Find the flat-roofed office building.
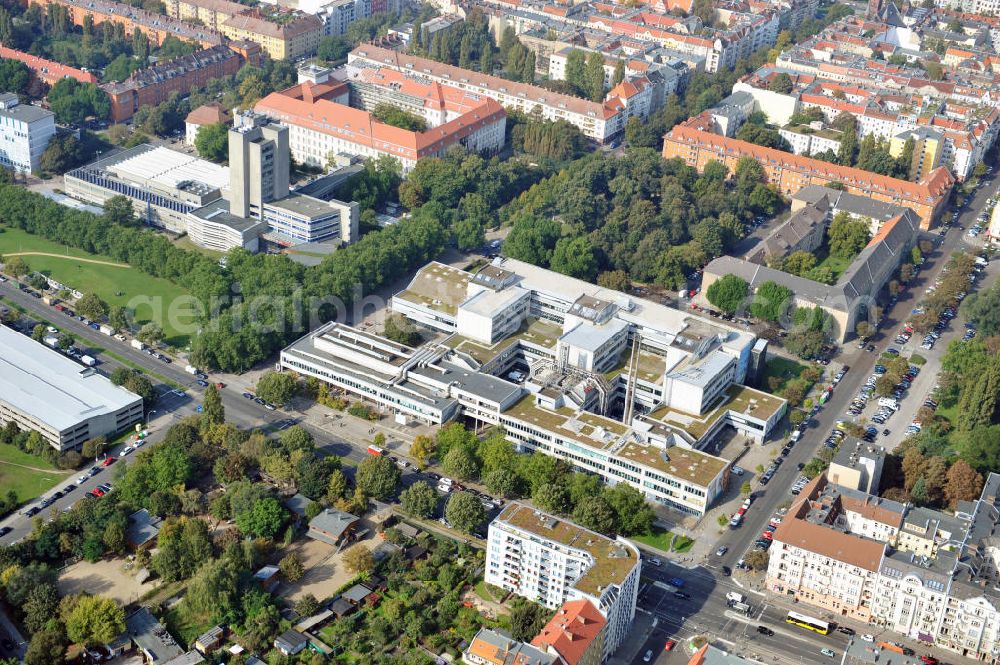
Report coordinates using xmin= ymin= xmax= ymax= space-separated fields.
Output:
xmin=0 ymin=326 xmax=144 ymax=450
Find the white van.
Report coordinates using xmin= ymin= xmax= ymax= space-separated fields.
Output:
xmin=878 ymin=397 xmax=898 ymax=410
xmin=727 ymin=592 xmax=745 ymax=604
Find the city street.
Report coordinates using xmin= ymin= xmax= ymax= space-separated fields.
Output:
xmin=1 ymin=171 xmax=998 ymax=664
xmin=625 ymin=172 xmax=1000 ymax=665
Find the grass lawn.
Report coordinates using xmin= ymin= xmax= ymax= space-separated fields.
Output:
xmin=935 ymin=400 xmax=958 ymax=428
xmin=163 ymin=603 xmax=214 ymax=649
xmin=814 ymin=252 xmax=851 ymax=280
xmin=763 ymin=356 xmax=808 ymax=393
xmin=474 ymin=580 xmax=495 ymax=603
xmin=631 ymin=526 xmax=675 ymax=552
xmin=0 ymin=444 xmax=69 ymax=502
xmin=173 ymin=235 xmax=224 ymax=259
xmin=0 ymin=226 xmax=193 ymax=347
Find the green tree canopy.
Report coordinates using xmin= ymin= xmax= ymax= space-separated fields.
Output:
xmin=705 ymin=274 xmax=749 ymax=314
xmin=445 ymin=491 xmax=486 ymax=533
xmin=65 ymin=596 xmax=125 ymax=645
xmin=355 ymin=455 xmax=401 ymax=500
xmin=194 ymin=122 xmax=229 ymax=163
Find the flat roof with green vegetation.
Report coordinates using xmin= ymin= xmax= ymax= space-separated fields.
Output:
xmin=444 ymin=318 xmax=563 ymax=365
xmin=648 ymin=384 xmax=785 ymax=440
xmin=0 ymin=226 xmax=193 ymax=347
xmin=395 ymin=262 xmax=471 ymax=315
xmin=497 ymin=502 xmax=638 ymax=597
xmin=0 ymin=443 xmax=69 ymax=503
xmin=503 ymin=394 xmax=627 ymax=450
xmin=617 ymin=440 xmax=727 ymax=487
xmin=604 ymin=348 xmax=667 ymax=383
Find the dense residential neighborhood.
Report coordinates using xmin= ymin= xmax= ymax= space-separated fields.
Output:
xmin=2 ymin=0 xmax=1000 ymax=662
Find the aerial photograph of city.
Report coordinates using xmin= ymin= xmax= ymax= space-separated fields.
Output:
xmin=2 ymin=0 xmax=1000 ymax=660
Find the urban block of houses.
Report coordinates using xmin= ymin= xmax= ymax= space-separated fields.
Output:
xmin=346 ymin=44 xmax=660 ymax=143
xmin=0 ymin=45 xmax=98 ymax=86
xmin=702 ymin=192 xmax=921 ymax=342
xmin=280 ymin=257 xmax=786 ymax=516
xmin=662 ymin=111 xmax=954 ymax=229
xmin=30 ymin=0 xmax=224 ymax=49
xmin=102 ymin=44 xmax=257 ymax=123
xmin=766 ymin=469 xmax=1000 ymax=662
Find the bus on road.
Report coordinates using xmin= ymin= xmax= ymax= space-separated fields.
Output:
xmin=786 ymin=611 xmax=831 ymax=635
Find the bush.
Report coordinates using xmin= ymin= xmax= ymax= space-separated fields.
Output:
xmin=910 ymin=354 xmax=926 ymax=366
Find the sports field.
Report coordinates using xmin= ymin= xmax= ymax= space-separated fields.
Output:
xmin=0 ymin=444 xmax=69 ymax=503
xmin=0 ymin=227 xmax=193 ymax=347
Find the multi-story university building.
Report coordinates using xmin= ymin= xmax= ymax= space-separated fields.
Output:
xmin=280 ymin=257 xmax=787 ymax=515
xmin=255 ymin=64 xmax=506 ymax=171
xmin=346 ymin=45 xmax=660 ymax=143
xmin=767 ymin=452 xmax=1000 ymax=663
xmin=0 ymin=93 xmax=55 ymax=174
xmin=485 ymin=503 xmax=641 ymax=660
xmin=0 ymin=326 xmax=143 ymax=450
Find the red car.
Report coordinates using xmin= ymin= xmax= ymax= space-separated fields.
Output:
xmin=737 ymin=507 xmax=747 ymax=515
xmin=920 ymin=657 xmax=938 ymax=665
xmin=89 ymin=488 xmax=105 ymax=497
xmin=102 ymin=456 xmax=116 ymax=467
xmin=761 ymin=531 xmax=773 ymax=540
xmin=664 ymin=640 xmax=676 ymax=652
xmin=215 ymin=382 xmax=225 ymax=389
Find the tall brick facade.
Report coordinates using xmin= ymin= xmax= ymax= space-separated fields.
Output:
xmin=101 ymin=44 xmax=251 ymax=122
xmin=661 ymin=112 xmax=954 ymax=229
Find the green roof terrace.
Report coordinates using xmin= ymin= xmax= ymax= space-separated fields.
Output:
xmin=503 ymin=393 xmax=628 ymax=450
xmin=647 ymin=384 xmax=785 ymax=441
xmin=496 ymin=502 xmax=638 ymax=597
xmin=395 ymin=262 xmax=472 ymax=315
xmin=444 ymin=318 xmax=562 ymax=365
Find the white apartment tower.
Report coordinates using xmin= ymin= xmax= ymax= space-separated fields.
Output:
xmin=485 ymin=503 xmax=641 ymax=660
xmin=0 ymin=93 xmax=56 ymax=174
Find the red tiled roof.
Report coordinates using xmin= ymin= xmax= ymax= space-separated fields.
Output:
xmin=255 ymin=81 xmax=505 ymax=161
xmin=530 ymin=600 xmax=606 ymax=665
xmin=0 ymin=44 xmax=98 ymax=85
xmin=186 ymin=102 xmax=230 ymax=126
xmin=665 ymin=112 xmax=954 ymax=206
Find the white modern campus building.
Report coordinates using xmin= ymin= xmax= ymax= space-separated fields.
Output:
xmin=64 ymin=112 xmax=357 ymax=253
xmin=485 ymin=502 xmax=642 ymax=659
xmin=0 ymin=326 xmax=143 ymax=450
xmin=0 ymin=92 xmax=56 ymax=174
xmin=280 ymin=257 xmax=786 ymax=515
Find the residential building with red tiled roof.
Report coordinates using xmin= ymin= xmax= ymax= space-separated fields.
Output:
xmin=185 ymin=103 xmax=232 ymax=145
xmin=29 ymin=0 xmax=224 ymax=49
xmin=765 ymin=474 xmax=897 ymax=621
xmin=347 ymin=44 xmax=656 ymax=142
xmin=661 ymin=112 xmax=953 ymax=228
xmin=102 ymin=44 xmax=247 ymax=122
xmin=531 ymin=600 xmax=606 ymax=665
xmin=0 ymin=45 xmax=97 ymax=86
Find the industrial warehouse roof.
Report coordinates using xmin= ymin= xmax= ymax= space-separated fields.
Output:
xmin=104 ymin=144 xmax=230 ymax=192
xmin=0 ymin=326 xmax=142 ymax=433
